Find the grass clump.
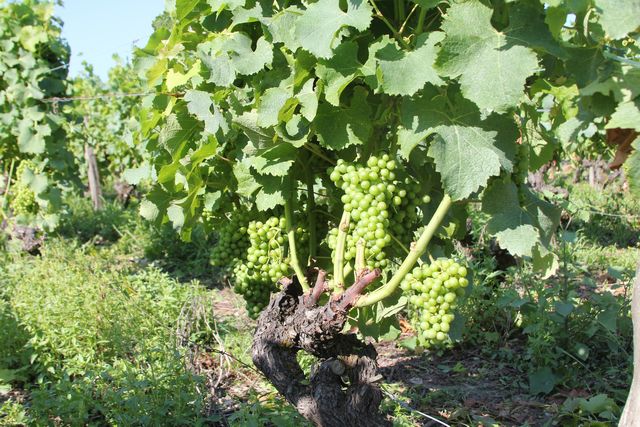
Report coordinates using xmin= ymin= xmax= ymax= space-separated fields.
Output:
xmin=0 ymin=239 xmax=214 ymax=425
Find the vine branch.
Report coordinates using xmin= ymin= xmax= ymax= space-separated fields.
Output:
xmin=333 ymin=210 xmax=351 ymax=290
xmin=285 ymin=190 xmax=309 ymax=292
xmin=368 ymin=0 xmax=409 ymax=49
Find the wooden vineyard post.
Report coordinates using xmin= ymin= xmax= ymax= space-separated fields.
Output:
xmin=84 ymin=144 xmax=103 ymax=211
xmin=620 ymin=263 xmax=640 ymax=426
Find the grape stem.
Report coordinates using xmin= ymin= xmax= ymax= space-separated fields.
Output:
xmin=303 ymin=142 xmax=335 ymax=165
xmin=285 ymin=195 xmax=309 ymax=292
xmin=368 ymin=0 xmax=409 ymax=49
xmin=389 ymin=232 xmax=410 ymax=256
xmin=355 ymin=238 xmax=366 ymax=278
xmin=355 ymin=194 xmax=452 ymax=307
xmin=415 ymin=7 xmax=427 ymax=34
xmin=304 ymin=163 xmax=317 ymax=263
xmin=333 ymin=210 xmax=351 ymax=290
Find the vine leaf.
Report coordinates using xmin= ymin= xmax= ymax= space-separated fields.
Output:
xmin=399 ymin=88 xmax=513 ymax=199
xmin=176 ymin=0 xmax=201 ymax=20
xmin=316 ymin=41 xmax=362 ymax=106
xmin=565 ymin=47 xmax=606 ymax=88
xmin=520 ymin=187 xmax=561 ymax=247
xmin=123 ymin=165 xmax=152 ymax=185
xmin=377 ymin=32 xmax=444 ymax=96
xmin=166 ymin=60 xmax=201 ymax=90
xmin=199 ymin=34 xmax=273 ymax=86
xmin=482 ymin=180 xmax=540 ymax=257
xmin=255 ymin=175 xmax=289 ymax=211
xmin=184 ymin=90 xmax=228 ymax=135
xmin=140 ymin=199 xmax=160 ymax=221
xmin=314 ymin=86 xmax=372 ymax=150
xmin=17 ymin=119 xmax=48 ymax=154
xmin=257 ymin=86 xmax=293 ymax=128
xmin=247 ymin=142 xmax=297 ymax=177
xmin=295 ymin=0 xmax=372 ymax=59
xmin=594 ymin=0 xmax=640 ymax=40
xmin=18 ymin=25 xmax=47 ymax=52
xmin=428 ymin=126 xmax=503 ymax=200
xmin=234 ymin=161 xmax=261 ymax=197
xmin=504 ymin=2 xmax=566 ymax=57
xmin=436 ymin=1 xmax=538 ymax=113
xmin=234 ymin=111 xmax=275 ymax=146
xmin=267 ymin=6 xmax=303 ymax=51
xmin=605 ymin=100 xmax=640 ymax=131
xmin=481 ymin=179 xmax=560 ymax=277
xmin=208 ymin=0 xmax=245 ymax=13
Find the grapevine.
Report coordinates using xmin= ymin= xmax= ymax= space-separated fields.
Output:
xmin=0 ymin=0 xmax=74 ymax=231
xmin=131 ymin=0 xmax=640 ymax=423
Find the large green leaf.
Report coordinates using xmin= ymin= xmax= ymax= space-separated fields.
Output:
xmin=482 ymin=180 xmax=539 ymax=257
xmin=625 ymin=137 xmax=640 ymax=198
xmin=436 ymin=1 xmax=539 ymax=113
xmin=199 ymin=33 xmax=273 ymax=86
xmin=376 ymin=32 xmax=444 ymax=96
xmin=504 ymin=2 xmax=566 ymax=57
xmin=428 ymin=126 xmax=503 ymax=201
xmin=594 ymin=0 xmax=640 ymax=40
xmin=256 ymin=86 xmax=293 ymax=128
xmin=255 ymin=175 xmax=290 ymax=211
xmin=184 ymin=90 xmax=228 ymax=135
xmin=399 ymin=88 xmax=513 ymax=199
xmin=246 ymin=142 xmax=297 ymax=177
xmin=294 ymin=0 xmax=372 ymax=59
xmin=314 ymin=87 xmax=372 ymax=150
xmin=315 ymin=41 xmax=362 ymax=106
xmin=605 ymin=99 xmax=640 ymax=131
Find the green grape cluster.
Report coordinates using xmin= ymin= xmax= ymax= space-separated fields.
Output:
xmin=232 ymin=263 xmax=276 ymax=319
xmin=328 ymin=154 xmax=400 ymax=269
xmin=10 ymin=161 xmax=38 ymax=216
xmin=11 ymin=185 xmax=36 ymax=216
xmin=246 ymin=216 xmax=292 ymax=282
xmin=233 ymin=215 xmax=308 ymax=317
xmin=210 ymin=210 xmax=251 ymax=267
xmin=400 ymin=258 xmax=469 ymax=348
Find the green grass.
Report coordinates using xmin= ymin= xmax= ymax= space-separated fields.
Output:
xmin=0 ymin=236 xmax=213 ymax=425
xmin=560 ymin=183 xmax=639 ymax=273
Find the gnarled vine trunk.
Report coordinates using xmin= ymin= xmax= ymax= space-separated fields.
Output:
xmin=620 ymin=263 xmax=640 ymax=426
xmin=252 ymin=272 xmax=390 ymax=427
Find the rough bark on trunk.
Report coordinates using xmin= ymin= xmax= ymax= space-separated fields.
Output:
xmin=84 ymin=144 xmax=103 ymax=211
xmin=620 ymin=263 xmax=640 ymax=426
xmin=252 ymin=272 xmax=390 ymax=427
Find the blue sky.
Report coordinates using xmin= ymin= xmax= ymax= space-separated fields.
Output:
xmin=55 ymin=1 xmax=165 ymax=81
